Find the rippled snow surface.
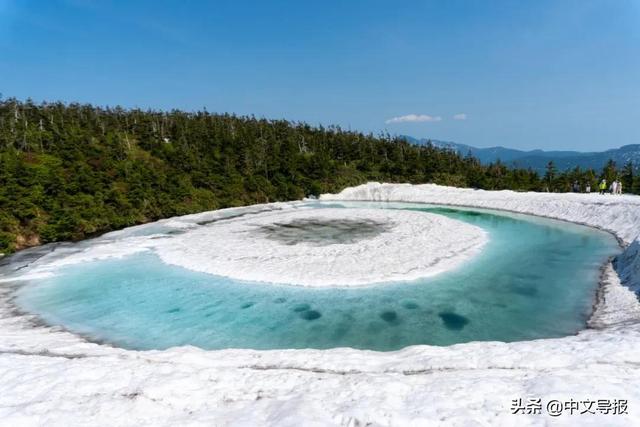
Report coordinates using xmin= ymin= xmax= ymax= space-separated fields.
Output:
xmin=14 ymin=203 xmax=619 ymax=351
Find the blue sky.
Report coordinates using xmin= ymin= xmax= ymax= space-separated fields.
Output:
xmin=1 ymin=0 xmax=639 ymax=150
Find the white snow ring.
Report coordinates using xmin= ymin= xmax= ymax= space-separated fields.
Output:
xmin=154 ymin=208 xmax=488 ymax=286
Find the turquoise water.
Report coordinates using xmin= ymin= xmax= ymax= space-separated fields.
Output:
xmin=14 ymin=202 xmax=620 ymax=351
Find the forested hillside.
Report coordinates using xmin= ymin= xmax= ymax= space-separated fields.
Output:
xmin=0 ymin=98 xmax=636 ymax=254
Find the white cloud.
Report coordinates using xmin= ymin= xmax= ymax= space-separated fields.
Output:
xmin=453 ymin=113 xmax=467 ymax=120
xmin=385 ymin=114 xmax=442 ymax=124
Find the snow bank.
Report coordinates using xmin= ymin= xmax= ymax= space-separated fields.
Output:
xmin=322 ymin=182 xmax=640 ymax=245
xmin=322 ymin=182 xmax=640 ymax=299
xmin=155 ymin=208 xmax=487 ymax=286
xmin=1 ymin=184 xmax=640 ymax=426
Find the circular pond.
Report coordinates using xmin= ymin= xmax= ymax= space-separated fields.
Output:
xmin=12 ymin=202 xmax=620 ymax=351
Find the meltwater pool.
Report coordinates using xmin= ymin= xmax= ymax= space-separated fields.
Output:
xmin=12 ymin=202 xmax=620 ymax=351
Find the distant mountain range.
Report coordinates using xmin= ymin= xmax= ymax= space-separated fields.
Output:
xmin=401 ymin=136 xmax=640 ymax=174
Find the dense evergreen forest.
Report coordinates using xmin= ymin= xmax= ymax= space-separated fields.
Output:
xmin=0 ymin=98 xmax=638 ymax=254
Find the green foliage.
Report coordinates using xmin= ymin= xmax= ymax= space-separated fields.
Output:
xmin=622 ymin=162 xmax=634 ymax=193
xmin=431 ymin=173 xmax=468 ymax=187
xmin=0 ymin=98 xmax=635 ymax=254
xmin=601 ymin=159 xmax=618 ymax=183
xmin=543 ymin=161 xmax=557 ymax=190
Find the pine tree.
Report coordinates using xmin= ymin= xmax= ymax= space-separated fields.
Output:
xmin=601 ymin=159 xmax=617 ymax=183
xmin=621 ymin=161 xmax=634 ymax=194
xmin=544 ymin=161 xmax=557 ymax=191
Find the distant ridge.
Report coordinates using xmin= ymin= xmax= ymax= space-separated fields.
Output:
xmin=401 ymin=136 xmax=640 ymax=173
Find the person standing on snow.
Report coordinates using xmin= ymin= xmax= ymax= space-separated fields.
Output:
xmin=599 ymin=179 xmax=607 ymax=195
xmin=572 ymin=181 xmax=580 ymax=192
xmin=585 ymin=183 xmax=591 ymax=193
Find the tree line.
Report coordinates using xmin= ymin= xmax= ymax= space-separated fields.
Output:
xmin=0 ymin=98 xmax=638 ymax=254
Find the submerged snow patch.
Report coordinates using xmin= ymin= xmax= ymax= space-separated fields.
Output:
xmin=153 ymin=208 xmax=488 ymax=286
xmin=257 ymin=217 xmax=392 ymax=246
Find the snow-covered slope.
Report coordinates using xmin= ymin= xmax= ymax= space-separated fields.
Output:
xmin=322 ymin=183 xmax=640 ymax=295
xmin=323 ymin=183 xmax=640 ymax=244
xmin=1 ymin=185 xmax=640 ymax=426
